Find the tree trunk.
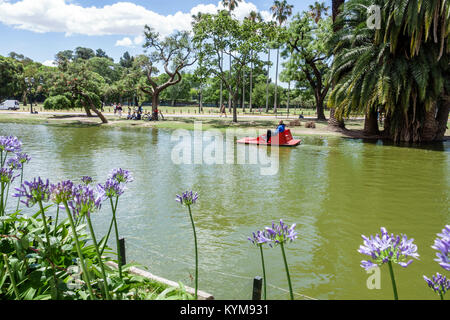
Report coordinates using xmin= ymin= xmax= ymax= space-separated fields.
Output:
xmin=233 ymin=96 xmax=238 ymax=123
xmin=22 ymin=91 xmax=27 ymax=106
xmin=274 ymin=48 xmax=280 ymax=114
xmin=316 ymin=92 xmax=326 ymax=121
xmin=228 ymin=54 xmax=232 ymax=113
xmin=364 ymin=108 xmax=380 ymax=135
xmin=249 ymin=56 xmax=253 ymax=112
xmin=329 ymin=0 xmax=346 ymax=130
xmin=265 ymin=50 xmax=270 ymax=113
xmin=152 ymin=92 xmax=160 ymax=121
xmin=287 ymin=81 xmax=290 ymax=114
xmin=242 ymin=70 xmax=245 ymax=113
xmin=81 ymin=93 xmax=107 ymax=124
xmin=384 ymin=99 xmax=449 ymax=143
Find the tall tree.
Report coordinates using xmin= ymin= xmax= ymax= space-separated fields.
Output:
xmin=328 ymin=0 xmax=449 ymax=142
xmin=328 ymin=0 xmax=346 ymax=129
xmin=138 ymin=26 xmax=196 ymax=119
xmin=270 ymin=0 xmax=293 ymax=113
xmin=74 ymin=47 xmax=95 ymax=60
xmin=193 ymin=11 xmax=272 ymax=122
xmin=222 ymin=0 xmax=242 ymax=112
xmin=285 ymin=11 xmax=332 ymax=120
xmin=245 ymin=11 xmax=263 ymax=112
xmin=308 ymin=1 xmax=330 ymax=23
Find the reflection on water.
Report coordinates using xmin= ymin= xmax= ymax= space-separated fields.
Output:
xmin=0 ymin=123 xmax=449 ymax=300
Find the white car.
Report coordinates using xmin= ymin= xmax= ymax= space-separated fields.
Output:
xmin=0 ymin=100 xmax=20 ymax=110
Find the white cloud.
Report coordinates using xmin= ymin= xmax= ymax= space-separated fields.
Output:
xmin=115 ymin=37 xmax=133 ymax=47
xmin=0 ymin=0 xmax=272 ymax=39
xmin=42 ymin=59 xmax=56 ymax=67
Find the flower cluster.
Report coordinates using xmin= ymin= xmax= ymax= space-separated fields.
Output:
xmin=0 ymin=136 xmax=22 ymax=153
xmin=265 ymin=220 xmax=298 ymax=245
xmin=109 ymin=168 xmax=133 ymax=184
xmin=14 ymin=177 xmax=51 ymax=208
xmin=68 ymin=185 xmax=104 ymax=218
xmin=0 ymin=167 xmax=18 ymax=184
xmin=358 ymin=227 xmax=419 ymax=271
xmin=432 ymin=225 xmax=450 ymax=271
xmin=248 ymin=230 xmax=272 ymax=246
xmin=424 ymin=273 xmax=450 ymax=296
xmin=175 ymin=191 xmax=199 ymax=206
xmin=49 ymin=180 xmax=75 ymax=204
xmin=81 ymin=176 xmax=93 ymax=186
xmin=99 ymin=168 xmax=133 ymax=199
xmin=98 ymin=178 xmax=125 ymax=198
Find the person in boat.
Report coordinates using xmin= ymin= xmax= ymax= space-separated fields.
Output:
xmin=266 ymin=121 xmax=286 ymax=141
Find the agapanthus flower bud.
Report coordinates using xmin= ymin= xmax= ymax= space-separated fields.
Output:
xmin=14 ymin=177 xmax=51 ymax=208
xmin=81 ymin=176 xmax=93 ymax=186
xmin=0 ymin=167 xmax=18 ymax=184
xmin=424 ymin=273 xmax=450 ymax=297
xmin=264 ymin=219 xmax=298 ymax=245
xmin=109 ymin=168 xmax=133 ymax=184
xmin=50 ymin=180 xmax=75 ymax=204
xmin=68 ymin=185 xmax=104 ymax=218
xmin=248 ymin=230 xmax=272 ymax=246
xmin=175 ymin=191 xmax=199 ymax=206
xmin=98 ymin=178 xmax=125 ymax=198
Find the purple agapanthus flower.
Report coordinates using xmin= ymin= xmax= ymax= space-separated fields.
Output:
xmin=50 ymin=180 xmax=75 ymax=204
xmin=264 ymin=220 xmax=298 ymax=245
xmin=175 ymin=191 xmax=199 ymax=206
xmin=14 ymin=177 xmax=51 ymax=208
xmin=81 ymin=176 xmax=93 ymax=186
xmin=432 ymin=225 xmax=450 ymax=271
xmin=15 ymin=152 xmax=31 ymax=165
xmin=248 ymin=230 xmax=272 ymax=246
xmin=0 ymin=167 xmax=18 ymax=184
xmin=6 ymin=157 xmax=22 ymax=170
xmin=67 ymin=185 xmax=104 ymax=218
xmin=98 ymin=178 xmax=126 ymax=198
xmin=0 ymin=136 xmax=22 ymax=153
xmin=109 ymin=168 xmax=133 ymax=184
xmin=358 ymin=227 xmax=419 ymax=271
xmin=424 ymin=273 xmax=450 ymax=297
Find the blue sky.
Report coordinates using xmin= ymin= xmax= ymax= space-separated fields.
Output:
xmin=0 ymin=0 xmax=332 ymax=77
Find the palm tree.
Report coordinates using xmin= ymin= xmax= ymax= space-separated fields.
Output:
xmin=270 ymin=0 xmax=293 ymax=114
xmin=222 ymin=0 xmax=242 ymax=112
xmin=309 ymin=1 xmax=330 ymax=23
xmin=245 ymin=11 xmax=263 ymax=113
xmin=328 ymin=0 xmax=346 ymax=130
xmin=328 ymin=0 xmax=449 ymax=142
xmin=192 ymin=12 xmax=205 ymax=113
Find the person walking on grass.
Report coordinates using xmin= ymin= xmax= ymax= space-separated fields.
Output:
xmin=220 ymin=103 xmax=227 ymax=118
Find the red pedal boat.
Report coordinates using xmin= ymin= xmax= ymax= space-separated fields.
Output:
xmin=237 ymin=129 xmax=302 ymax=147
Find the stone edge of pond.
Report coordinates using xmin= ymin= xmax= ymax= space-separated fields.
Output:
xmin=105 ymin=261 xmax=214 ymax=300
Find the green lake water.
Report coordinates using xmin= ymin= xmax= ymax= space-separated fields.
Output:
xmin=1 ymin=123 xmax=449 ymax=300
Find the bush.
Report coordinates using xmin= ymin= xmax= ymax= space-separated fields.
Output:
xmin=43 ymin=95 xmax=72 ymax=110
xmin=305 ymin=121 xmax=316 ymax=129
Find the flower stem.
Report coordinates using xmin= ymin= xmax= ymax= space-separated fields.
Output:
xmin=3 ymin=253 xmax=20 ymax=299
xmin=187 ymin=205 xmax=198 ymax=300
xmin=0 ymin=182 xmax=4 ymax=217
xmin=112 ymin=207 xmax=122 ymax=279
xmin=100 ymin=196 xmax=118 ymax=255
xmin=280 ymin=242 xmax=294 ymax=300
xmin=387 ymin=260 xmax=399 ymax=300
xmin=440 ymin=292 xmax=444 ymax=301
xmin=63 ymin=200 xmax=95 ymax=300
xmin=53 ymin=205 xmax=59 ymax=237
xmin=16 ymin=167 xmax=24 ymax=212
xmin=259 ymin=244 xmax=267 ymax=300
xmin=38 ymin=200 xmax=59 ymax=298
xmin=86 ymin=215 xmax=111 ymax=300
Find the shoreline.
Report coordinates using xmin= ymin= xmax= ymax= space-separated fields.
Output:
xmin=0 ymin=112 xmax=448 ymax=141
